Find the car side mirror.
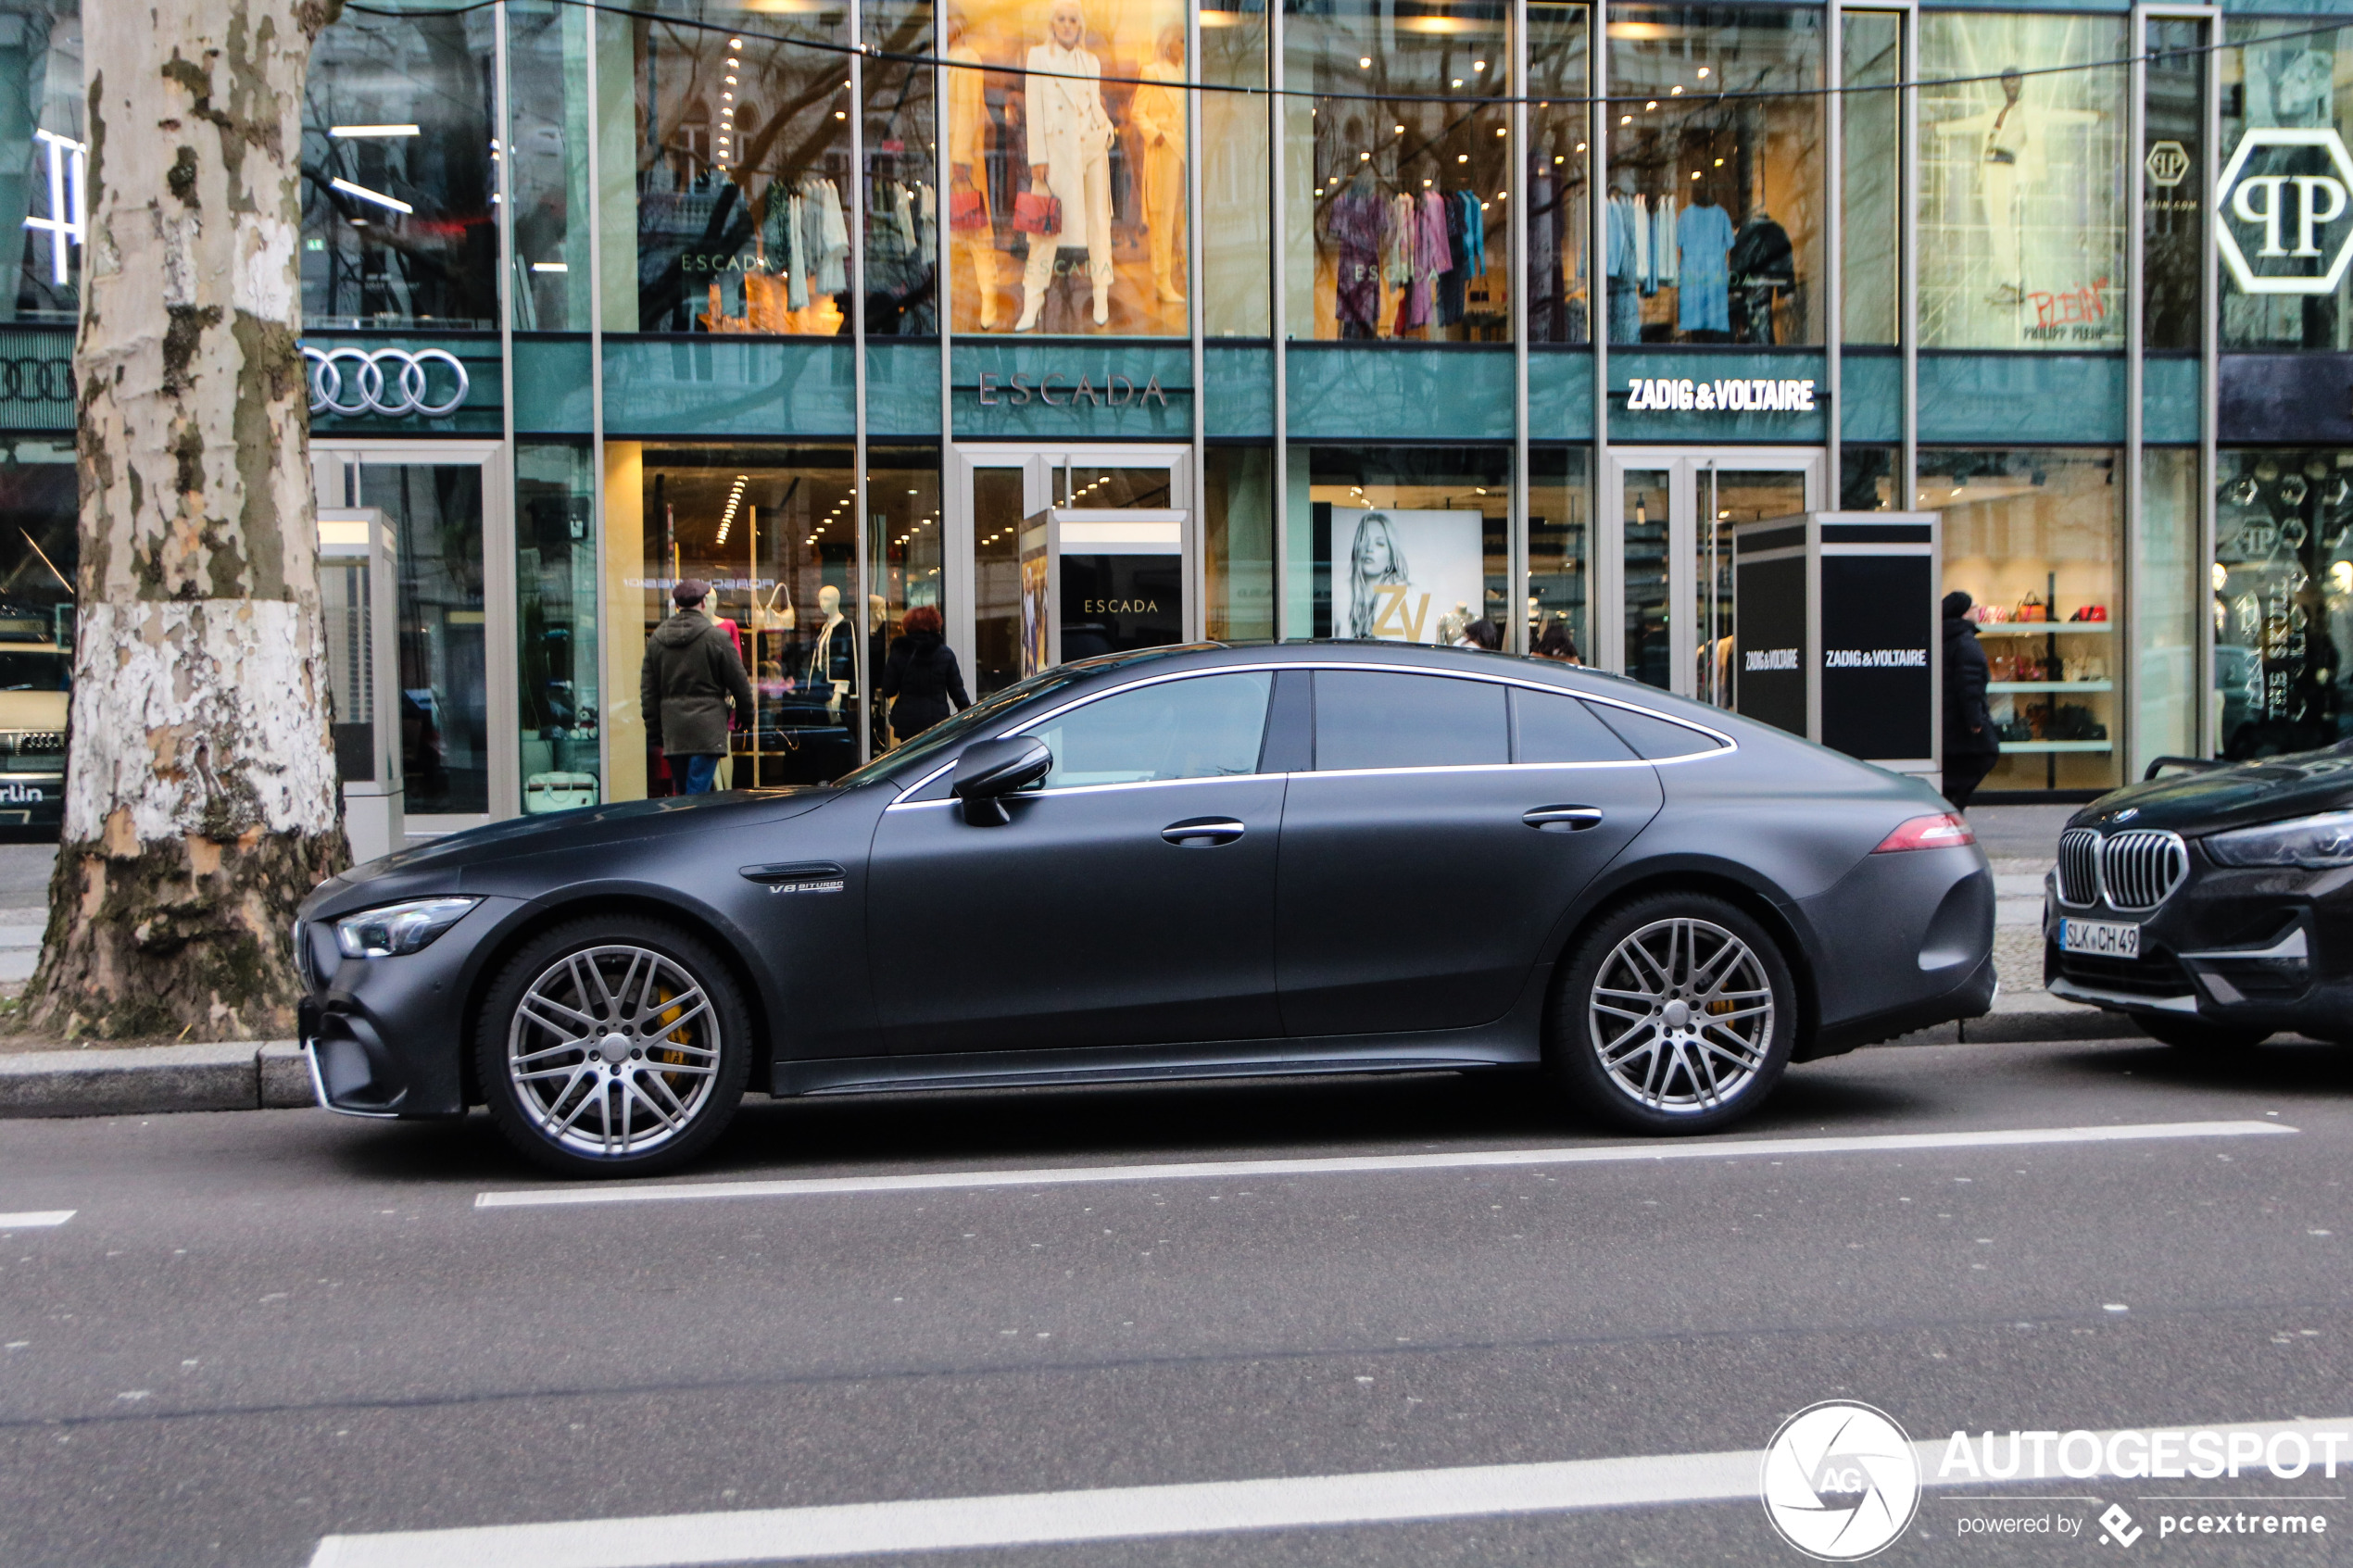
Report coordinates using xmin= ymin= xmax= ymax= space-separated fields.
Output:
xmin=950 ymin=735 xmax=1052 ymax=825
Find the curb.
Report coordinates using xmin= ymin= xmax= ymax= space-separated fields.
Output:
xmin=0 ymin=1041 xmax=312 ymax=1117
xmin=1884 ymin=999 xmax=2151 ymax=1048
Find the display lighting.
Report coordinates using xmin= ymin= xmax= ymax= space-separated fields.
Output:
xmin=1358 ymin=56 xmax=1371 ymax=68
xmin=1671 ymin=84 xmax=1683 ymax=95
xmin=1696 ymin=66 xmax=1709 ymax=78
xmin=1451 ymin=78 xmax=1463 ymax=88
xmin=1621 ymin=114 xmax=1632 ymax=125
xmin=1645 ymin=100 xmax=1657 ymax=111
xmin=330 ymin=124 xmax=419 ymax=139
xmin=1576 ymin=143 xmax=1585 ymax=152
xmin=331 ymin=178 xmax=413 ymax=216
xmin=531 ymin=261 xmax=569 ymax=272
xmin=1473 ymin=60 xmax=1485 ymax=70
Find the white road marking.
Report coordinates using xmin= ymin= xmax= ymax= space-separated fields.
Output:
xmin=0 ymin=1210 xmax=73 ymax=1228
xmin=308 ymin=1417 xmax=2353 ymax=1568
xmin=474 ymin=1122 xmax=2293 ymax=1210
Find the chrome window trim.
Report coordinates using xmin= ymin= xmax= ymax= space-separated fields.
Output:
xmin=887 ymin=661 xmax=1737 ymax=805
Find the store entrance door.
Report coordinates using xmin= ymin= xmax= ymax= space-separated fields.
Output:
xmin=1606 ymin=449 xmax=1823 ymax=702
xmin=951 ymin=445 xmax=1193 ymax=697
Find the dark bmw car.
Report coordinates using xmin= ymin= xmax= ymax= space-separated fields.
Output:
xmin=2045 ymin=743 xmax=2353 ymax=1049
xmin=295 ymin=642 xmax=1996 ymax=1176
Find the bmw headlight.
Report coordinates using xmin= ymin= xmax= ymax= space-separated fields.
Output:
xmin=334 ymin=897 xmax=481 ymax=959
xmin=2204 ymin=810 xmax=2353 ymax=870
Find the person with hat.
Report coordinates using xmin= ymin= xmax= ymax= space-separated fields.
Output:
xmin=640 ymin=578 xmax=756 ymax=795
xmin=1941 ymin=588 xmax=1999 ymax=810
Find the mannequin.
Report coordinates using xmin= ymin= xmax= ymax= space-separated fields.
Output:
xmin=1131 ymin=25 xmax=1187 ymax=306
xmin=946 ymin=8 xmax=1001 ymax=330
xmin=1935 ymin=68 xmax=2098 ymax=310
xmin=1018 ymin=0 xmax=1116 ymax=330
xmin=807 ymin=583 xmax=858 ymax=715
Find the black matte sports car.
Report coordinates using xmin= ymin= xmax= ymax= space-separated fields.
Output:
xmin=295 ymin=642 xmax=1996 ymax=1176
xmin=2045 ymin=743 xmax=2353 ymax=1049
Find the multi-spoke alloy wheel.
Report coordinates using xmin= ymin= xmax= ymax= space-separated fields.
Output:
xmin=479 ymin=919 xmax=749 ymax=1176
xmin=1553 ymin=894 xmax=1793 ymax=1135
xmin=1589 ymin=918 xmax=1773 ymax=1113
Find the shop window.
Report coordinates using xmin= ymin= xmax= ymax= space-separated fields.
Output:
xmin=864 ymin=0 xmax=937 ymax=336
xmin=1604 ymin=4 xmax=1822 ymax=347
xmin=1301 ymin=446 xmax=1512 ymax=646
xmin=2219 ymin=23 xmax=2353 ymax=352
xmin=618 ymin=3 xmax=853 ymax=335
xmin=1841 ymin=445 xmax=1896 ymax=511
xmin=1842 ymin=8 xmax=1899 ymax=347
xmin=0 ymin=2 xmax=80 ymax=325
xmin=1529 ymin=446 xmax=1591 ymax=662
xmin=2214 ymin=451 xmax=2353 ymax=759
xmin=1920 ymin=448 xmax=2120 ymax=795
xmin=0 ymin=442 xmax=74 ymax=661
xmin=868 ymin=445 xmax=946 ymax=750
xmin=303 ymin=6 xmax=500 ymax=331
xmin=366 ymin=464 xmax=491 ymax=815
xmin=1287 ymin=0 xmax=1511 ymax=343
xmin=1202 ymin=0 xmax=1269 ymax=338
xmin=2138 ymin=447 xmax=2199 ymax=774
xmin=1207 ymin=445 xmax=1275 ymax=640
xmin=1919 ymin=14 xmax=2127 ymax=352
xmin=604 ymin=443 xmax=877 ymax=797
xmin=947 ymin=0 xmax=1188 ymax=335
xmin=517 ymin=444 xmax=599 ymax=813
xmin=2144 ymin=20 xmax=2204 ymax=353
xmin=1527 ymin=2 xmax=1591 ymax=345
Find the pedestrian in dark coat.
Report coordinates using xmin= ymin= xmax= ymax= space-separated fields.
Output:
xmin=1941 ymin=589 xmax=2000 ymax=810
xmin=878 ymin=606 xmax=971 ymax=743
xmin=639 ymin=579 xmax=756 ymax=795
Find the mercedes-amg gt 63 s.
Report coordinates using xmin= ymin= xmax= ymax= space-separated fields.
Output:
xmin=2045 ymin=743 xmax=2353 ymax=1050
xmin=295 ymin=642 xmax=1996 ymax=1177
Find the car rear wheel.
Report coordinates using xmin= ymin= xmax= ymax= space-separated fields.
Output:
xmin=477 ymin=917 xmax=751 ymax=1177
xmin=1552 ymin=893 xmax=1796 ymax=1135
xmin=2132 ymin=1013 xmax=2272 ymax=1053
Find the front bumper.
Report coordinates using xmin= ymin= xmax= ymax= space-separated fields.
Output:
xmin=2042 ymin=857 xmax=2353 ymax=1037
xmin=297 ymin=896 xmax=522 ymax=1117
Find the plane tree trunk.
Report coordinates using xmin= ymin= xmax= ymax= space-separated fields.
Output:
xmin=21 ymin=0 xmax=347 ymax=1040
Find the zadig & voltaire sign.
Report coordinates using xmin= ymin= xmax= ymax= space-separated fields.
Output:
xmin=1625 ymin=376 xmax=1818 ymax=413
xmin=975 ymin=371 xmax=1173 ymax=408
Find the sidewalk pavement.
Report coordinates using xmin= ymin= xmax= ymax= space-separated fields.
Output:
xmin=0 ymin=807 xmax=2136 ymax=1119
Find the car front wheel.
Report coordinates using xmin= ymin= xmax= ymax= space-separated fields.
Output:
xmin=1552 ymin=893 xmax=1796 ymax=1135
xmin=478 ymin=917 xmax=751 ymax=1177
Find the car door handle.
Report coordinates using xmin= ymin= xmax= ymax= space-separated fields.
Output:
xmin=1523 ymin=806 xmax=1604 ymax=832
xmin=1162 ymin=818 xmax=1246 ymax=847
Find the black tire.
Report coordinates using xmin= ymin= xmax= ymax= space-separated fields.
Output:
xmin=2131 ymin=1013 xmax=2272 ymax=1053
xmin=477 ymin=916 xmax=752 ymax=1178
xmin=1551 ymin=892 xmax=1798 ymax=1135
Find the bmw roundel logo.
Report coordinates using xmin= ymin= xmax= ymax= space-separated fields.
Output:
xmin=2114 ymin=808 xmax=2139 ymax=822
xmin=1758 ymin=1400 xmax=1920 ymax=1560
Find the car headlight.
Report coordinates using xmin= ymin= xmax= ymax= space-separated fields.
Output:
xmin=2204 ymin=809 xmax=2353 ymax=870
xmin=334 ymin=897 xmax=481 ymax=959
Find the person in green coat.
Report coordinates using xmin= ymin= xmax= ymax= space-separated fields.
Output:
xmin=639 ymin=579 xmax=755 ymax=795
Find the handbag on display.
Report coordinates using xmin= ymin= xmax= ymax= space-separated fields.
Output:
xmin=1012 ymin=190 xmax=1063 ymax=235
xmin=950 ymin=188 xmax=988 ymax=232
xmin=748 ymin=583 xmax=795 ymax=632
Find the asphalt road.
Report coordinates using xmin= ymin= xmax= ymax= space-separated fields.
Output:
xmin=2 ymin=1037 xmax=2349 ymax=1567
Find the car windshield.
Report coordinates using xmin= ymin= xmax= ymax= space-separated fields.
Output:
xmin=0 ymin=650 xmax=67 ymax=692
xmin=832 ymin=669 xmax=1086 ymax=790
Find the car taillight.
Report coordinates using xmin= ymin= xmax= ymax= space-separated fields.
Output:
xmin=1872 ymin=813 xmax=1976 ymax=853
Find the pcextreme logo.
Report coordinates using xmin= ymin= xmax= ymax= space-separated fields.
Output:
xmin=2217 ymin=127 xmax=2353 ymax=295
xmin=1759 ymin=1401 xmax=1921 ymax=1561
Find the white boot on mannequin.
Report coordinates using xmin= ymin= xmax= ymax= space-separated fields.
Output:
xmin=1016 ymin=282 xmax=1044 ymax=332
xmin=1092 ymin=282 xmax=1109 ymax=326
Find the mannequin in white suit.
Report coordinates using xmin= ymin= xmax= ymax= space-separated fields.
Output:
xmin=1018 ymin=0 xmax=1115 ymax=330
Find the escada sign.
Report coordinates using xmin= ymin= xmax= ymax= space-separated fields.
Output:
xmin=1625 ymin=376 xmax=1818 ymax=413
xmin=2217 ymin=127 xmax=2353 ymax=295
xmin=975 ymin=371 xmax=1172 ymax=408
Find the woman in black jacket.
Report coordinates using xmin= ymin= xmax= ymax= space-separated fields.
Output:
xmin=1941 ymin=590 xmax=2000 ymax=809
xmin=878 ymin=605 xmax=971 ymax=744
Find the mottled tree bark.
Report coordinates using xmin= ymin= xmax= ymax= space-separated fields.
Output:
xmin=21 ymin=0 xmax=347 ymax=1040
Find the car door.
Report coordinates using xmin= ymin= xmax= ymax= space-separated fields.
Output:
xmin=1275 ymin=670 xmax=1665 ymax=1037
xmin=867 ymin=669 xmax=1284 ymax=1055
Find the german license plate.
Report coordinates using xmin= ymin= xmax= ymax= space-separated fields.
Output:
xmin=2061 ymin=918 xmax=2140 ymax=959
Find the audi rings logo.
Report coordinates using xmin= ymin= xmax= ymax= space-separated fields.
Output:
xmin=303 ymin=346 xmax=469 ymax=418
xmin=0 ymin=357 xmax=75 ymax=404
xmin=1759 ymin=1401 xmax=1921 ymax=1560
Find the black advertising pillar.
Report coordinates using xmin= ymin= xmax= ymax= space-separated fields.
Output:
xmin=1730 ymin=512 xmax=1941 ymax=783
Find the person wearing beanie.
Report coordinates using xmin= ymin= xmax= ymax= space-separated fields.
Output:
xmin=1941 ymin=588 xmax=1999 ymax=809
xmin=639 ymin=578 xmax=756 ymax=795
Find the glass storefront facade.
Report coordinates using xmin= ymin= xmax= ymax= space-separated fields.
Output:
xmin=6 ymin=1 xmax=2347 ymax=825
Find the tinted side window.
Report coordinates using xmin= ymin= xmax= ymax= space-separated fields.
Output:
xmin=1315 ymin=671 xmax=1508 ymax=771
xmin=1512 ymin=689 xmax=1638 ymax=763
xmin=1023 ymin=671 xmax=1273 ymax=790
xmin=1585 ymin=701 xmax=1727 ymax=760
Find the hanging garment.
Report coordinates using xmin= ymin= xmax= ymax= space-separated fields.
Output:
xmin=1437 ymin=189 xmax=1469 ymax=326
xmin=1528 ymin=173 xmax=1561 ymax=340
xmin=786 ymin=191 xmax=811 ymax=311
xmin=1675 ymin=200 xmax=1736 ymax=334
xmin=1605 ymin=197 xmax=1642 ymax=345
xmin=812 ymin=178 xmax=851 ymax=295
xmin=896 ymin=182 xmax=918 ymax=250
xmin=1384 ymin=193 xmax=1415 ymax=286
xmin=1459 ymin=189 xmax=1486 ymax=279
xmin=1632 ymin=194 xmax=1652 ymax=293
xmin=1653 ymin=194 xmax=1679 ymax=287
xmin=1404 ymin=188 xmax=1450 ymax=331
xmin=918 ymin=182 xmax=937 ymax=266
xmin=1330 ymin=182 xmax=1386 ymax=332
